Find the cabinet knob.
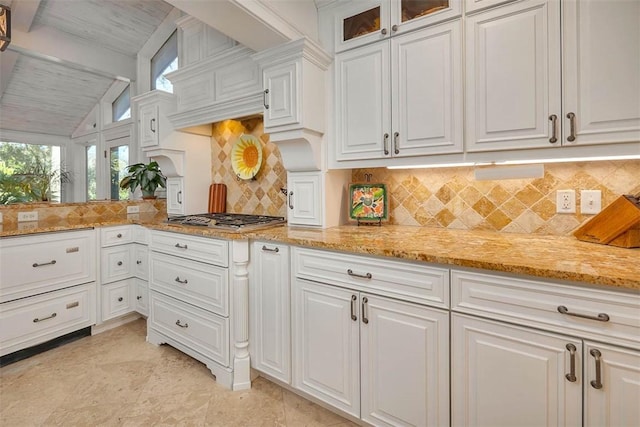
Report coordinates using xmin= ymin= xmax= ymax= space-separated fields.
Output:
xmin=137 ymin=295 xmax=142 ymax=300
xmin=391 ymin=24 xmax=398 ymax=32
xmin=381 ymin=28 xmax=387 ymax=35
xmin=137 ymin=260 xmax=142 ymax=265
xmin=117 ymin=233 xmax=122 ymax=238
xmin=117 ymin=261 xmax=123 ymax=266
xmin=118 ymin=297 xmax=124 ymax=302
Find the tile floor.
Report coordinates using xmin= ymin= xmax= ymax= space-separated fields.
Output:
xmin=0 ymin=320 xmax=358 ymax=426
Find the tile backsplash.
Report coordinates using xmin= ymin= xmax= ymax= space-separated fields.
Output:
xmin=210 ymin=118 xmax=287 ymax=217
xmin=353 ymin=160 xmax=640 ymax=235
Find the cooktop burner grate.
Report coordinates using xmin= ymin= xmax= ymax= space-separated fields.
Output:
xmin=166 ymin=213 xmax=286 ymax=230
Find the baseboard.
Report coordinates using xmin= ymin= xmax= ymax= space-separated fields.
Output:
xmin=91 ymin=312 xmax=143 ymax=335
xmin=0 ymin=327 xmax=91 ymax=367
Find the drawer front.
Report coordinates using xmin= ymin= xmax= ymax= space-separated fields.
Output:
xmin=101 ymin=279 xmax=134 ymax=321
xmin=0 ymin=283 xmax=96 ymax=356
xmin=101 ymin=225 xmax=134 ymax=247
xmin=150 ymin=252 xmax=228 ymax=316
xmin=0 ymin=230 xmax=96 ymax=303
xmin=101 ymin=245 xmax=133 ymax=284
xmin=150 ymin=230 xmax=229 ymax=267
xmin=293 ymin=247 xmax=449 ymax=308
xmin=134 ymin=279 xmax=149 ymax=316
xmin=149 ymin=291 xmax=229 ymax=367
xmin=133 ymin=244 xmax=149 ymax=280
xmin=451 ymin=270 xmax=640 ymax=347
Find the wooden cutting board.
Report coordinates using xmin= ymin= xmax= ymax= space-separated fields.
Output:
xmin=208 ymin=183 xmax=227 ymax=213
xmin=573 ymin=195 xmax=640 ymax=247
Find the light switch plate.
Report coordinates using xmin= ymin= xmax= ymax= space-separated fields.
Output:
xmin=580 ymin=190 xmax=602 ymax=214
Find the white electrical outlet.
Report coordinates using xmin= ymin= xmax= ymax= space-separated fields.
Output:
xmin=556 ymin=190 xmax=576 ymax=213
xmin=0 ymin=212 xmax=3 ymax=223
xmin=17 ymin=211 xmax=39 ymax=222
xmin=580 ymin=190 xmax=602 ymax=214
xmin=127 ymin=205 xmax=140 ymax=214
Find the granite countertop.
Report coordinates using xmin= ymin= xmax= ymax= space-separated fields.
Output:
xmin=1 ymin=216 xmax=638 ymax=291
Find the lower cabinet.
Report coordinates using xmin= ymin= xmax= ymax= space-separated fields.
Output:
xmin=133 ymin=278 xmax=149 ymax=316
xmin=249 ymin=241 xmax=291 ymax=383
xmin=101 ymin=279 xmax=135 ymax=322
xmin=292 ymin=278 xmax=450 ymax=426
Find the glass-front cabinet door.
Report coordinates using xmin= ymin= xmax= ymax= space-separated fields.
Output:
xmin=334 ymin=0 xmax=461 ymax=53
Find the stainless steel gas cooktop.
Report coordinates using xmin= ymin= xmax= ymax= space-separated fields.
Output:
xmin=166 ymin=213 xmax=286 ymax=230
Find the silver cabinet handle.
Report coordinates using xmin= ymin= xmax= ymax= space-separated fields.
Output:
xmin=174 ymin=243 xmax=188 ymax=249
xmin=393 ymin=132 xmax=399 ymax=154
xmin=381 ymin=28 xmax=387 ymax=35
xmin=351 ymin=295 xmax=357 ymax=321
xmin=117 ymin=233 xmax=123 ymax=238
xmin=362 ymin=297 xmax=369 ymax=324
xmin=263 ymin=89 xmax=270 ymax=109
xmin=150 ymin=118 xmax=156 ymax=133
xmin=175 ymin=277 xmax=188 ymax=284
xmin=33 ymin=313 xmax=57 ymax=323
xmin=549 ymin=114 xmax=558 ymax=143
xmin=118 ymin=297 xmax=124 ymax=302
xmin=175 ymin=320 xmax=189 ymax=328
xmin=137 ymin=260 xmax=142 ymax=265
xmin=117 ymin=261 xmax=123 ymax=266
xmin=261 ymin=245 xmax=279 ymax=253
xmin=590 ymin=348 xmax=603 ymax=389
xmin=565 ymin=343 xmax=577 ymax=382
xmin=557 ymin=305 xmax=609 ymax=322
xmin=383 ymin=133 xmax=389 ymax=155
xmin=137 ymin=295 xmax=142 ymax=300
xmin=347 ymin=269 xmax=372 ymax=279
xmin=33 ymin=260 xmax=56 ymax=268
xmin=288 ymin=191 xmax=294 ymax=210
xmin=391 ymin=24 xmax=398 ymax=32
xmin=566 ymin=112 xmax=576 ymax=142
xmin=177 ymin=190 xmax=182 ymax=205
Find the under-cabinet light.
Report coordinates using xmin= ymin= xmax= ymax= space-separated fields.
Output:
xmin=387 ymin=162 xmax=479 ymax=170
xmin=474 ymin=164 xmax=544 ymax=181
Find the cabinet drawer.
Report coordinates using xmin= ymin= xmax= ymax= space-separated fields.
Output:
xmin=0 ymin=230 xmax=96 ymax=303
xmin=149 ymin=291 xmax=229 ymax=367
xmin=150 ymin=230 xmax=229 ymax=267
xmin=150 ymin=252 xmax=228 ymax=316
xmin=101 ymin=245 xmax=133 ymax=284
xmin=451 ymin=270 xmax=640 ymax=347
xmin=293 ymin=247 xmax=449 ymax=308
xmin=101 ymin=225 xmax=134 ymax=246
xmin=101 ymin=279 xmax=134 ymax=321
xmin=133 ymin=225 xmax=149 ymax=244
xmin=0 ymin=283 xmax=96 ymax=356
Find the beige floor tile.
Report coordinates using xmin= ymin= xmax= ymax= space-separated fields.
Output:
xmin=282 ymin=390 xmax=359 ymax=427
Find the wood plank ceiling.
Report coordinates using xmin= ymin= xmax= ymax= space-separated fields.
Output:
xmin=0 ymin=0 xmax=173 ymax=137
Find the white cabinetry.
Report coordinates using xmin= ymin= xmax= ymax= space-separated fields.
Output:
xmin=249 ymin=241 xmax=291 ymax=383
xmin=176 ymin=16 xmax=235 ymax=68
xmin=135 ymin=91 xmax=176 ymax=150
xmin=99 ymin=225 xmax=136 ymax=322
xmin=291 ymin=247 xmax=450 ymax=426
xmin=165 ymin=177 xmax=184 ymax=216
xmin=0 ymin=229 xmax=97 ymax=356
xmin=147 ymin=230 xmax=239 ymax=389
xmin=451 ymin=269 xmax=640 ymax=426
xmin=286 ymin=172 xmax=322 ymax=227
xmin=466 ymin=0 xmax=640 ymax=152
xmin=332 ymin=0 xmax=461 ymax=53
xmin=335 ymin=19 xmax=463 ymax=162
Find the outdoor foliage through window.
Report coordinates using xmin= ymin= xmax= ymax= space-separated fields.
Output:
xmin=0 ymin=141 xmax=68 ymax=204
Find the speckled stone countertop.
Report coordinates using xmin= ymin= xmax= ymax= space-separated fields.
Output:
xmin=1 ymin=217 xmax=638 ymax=291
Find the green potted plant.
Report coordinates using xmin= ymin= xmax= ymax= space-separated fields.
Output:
xmin=119 ymin=161 xmax=166 ymax=199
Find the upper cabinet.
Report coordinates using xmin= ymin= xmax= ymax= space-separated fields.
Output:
xmin=133 ymin=91 xmax=176 ymax=150
xmin=177 ymin=16 xmax=236 ymax=68
xmin=334 ymin=0 xmax=462 ymax=53
xmin=335 ymin=19 xmax=463 ymax=161
xmin=465 ymin=0 xmax=640 ymax=152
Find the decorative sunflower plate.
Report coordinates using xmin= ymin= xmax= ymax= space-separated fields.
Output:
xmin=231 ymin=134 xmax=263 ymax=180
xmin=349 ymin=183 xmax=388 ymax=221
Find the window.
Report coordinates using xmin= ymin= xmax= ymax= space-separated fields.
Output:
xmin=109 ymin=144 xmax=129 ymax=200
xmin=151 ymin=31 xmax=178 ymax=93
xmin=112 ymin=86 xmax=131 ymax=122
xmin=0 ymin=141 xmax=67 ymax=204
xmin=86 ymin=145 xmax=97 ymax=200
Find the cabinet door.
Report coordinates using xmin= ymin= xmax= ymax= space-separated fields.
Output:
xmin=287 ymin=172 xmax=322 ymax=227
xmin=133 ymin=244 xmax=148 ymax=280
xmin=584 ymin=342 xmax=640 ymax=427
xmin=292 ymin=279 xmax=360 ymax=417
xmin=391 ymin=0 xmax=462 ymax=35
xmin=101 ymin=279 xmax=134 ymax=322
xmin=139 ymin=103 xmax=159 ymax=149
xmin=166 ymin=177 xmax=184 ymax=215
xmin=263 ymin=62 xmax=299 ymax=129
xmin=465 ymin=0 xmax=561 ymax=152
xmin=334 ymin=0 xmax=389 ymax=53
xmin=361 ymin=294 xmax=449 ymax=427
xmin=562 ymin=0 xmax=640 ymax=146
xmin=250 ymin=242 xmax=291 ymax=383
xmin=134 ymin=278 xmax=148 ymax=316
xmin=335 ymin=41 xmax=391 ymax=161
xmin=452 ymin=314 xmax=582 ymax=427
xmin=392 ymin=21 xmax=463 ymax=157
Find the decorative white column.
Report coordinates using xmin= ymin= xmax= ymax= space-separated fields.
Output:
xmin=231 ymin=239 xmax=251 ymax=390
